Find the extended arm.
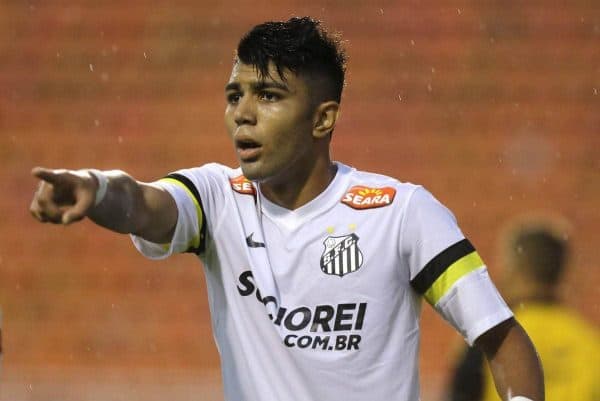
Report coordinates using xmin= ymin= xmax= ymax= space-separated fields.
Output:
xmin=475 ymin=318 xmax=544 ymax=401
xmin=30 ymin=167 xmax=177 ymax=244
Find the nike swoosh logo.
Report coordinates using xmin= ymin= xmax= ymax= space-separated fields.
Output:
xmin=246 ymin=232 xmax=265 ymax=248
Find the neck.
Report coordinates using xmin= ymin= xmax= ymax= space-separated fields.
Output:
xmin=259 ymin=158 xmax=337 ymax=210
xmin=504 ymin=281 xmax=559 ymax=307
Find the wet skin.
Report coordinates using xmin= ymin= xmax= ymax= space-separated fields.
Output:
xmin=224 ymin=61 xmax=338 ymax=210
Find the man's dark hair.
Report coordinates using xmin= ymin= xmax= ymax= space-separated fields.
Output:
xmin=510 ymin=226 xmax=568 ymax=285
xmin=237 ymin=17 xmax=347 ymax=102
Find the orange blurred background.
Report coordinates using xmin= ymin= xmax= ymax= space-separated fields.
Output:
xmin=0 ymin=1 xmax=598 ymax=400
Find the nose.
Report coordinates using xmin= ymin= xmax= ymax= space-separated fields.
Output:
xmin=234 ymin=94 xmax=257 ymax=126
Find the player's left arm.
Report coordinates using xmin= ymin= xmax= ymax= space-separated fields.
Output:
xmin=475 ymin=317 xmax=544 ymax=401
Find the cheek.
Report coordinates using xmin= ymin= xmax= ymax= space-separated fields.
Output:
xmin=224 ymin=110 xmax=236 ymax=136
xmin=263 ymin=106 xmax=312 ymax=137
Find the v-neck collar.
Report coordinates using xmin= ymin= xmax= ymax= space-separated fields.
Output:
xmin=257 ymin=162 xmax=353 ymax=232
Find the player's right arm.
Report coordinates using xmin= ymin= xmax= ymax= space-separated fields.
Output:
xmin=30 ymin=167 xmax=178 ymax=244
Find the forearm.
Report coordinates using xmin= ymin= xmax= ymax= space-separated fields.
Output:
xmin=87 ymin=170 xmax=146 ymax=234
xmin=478 ymin=319 xmax=544 ymax=401
xmin=87 ymin=171 xmax=177 ymax=243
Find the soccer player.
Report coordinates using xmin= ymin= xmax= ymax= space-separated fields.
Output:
xmin=445 ymin=216 xmax=598 ymax=401
xmin=30 ymin=17 xmax=543 ymax=401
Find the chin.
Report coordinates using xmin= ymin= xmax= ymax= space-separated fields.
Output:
xmin=239 ymin=163 xmax=264 ymax=182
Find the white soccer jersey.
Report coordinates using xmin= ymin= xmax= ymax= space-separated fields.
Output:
xmin=131 ymin=162 xmax=512 ymax=401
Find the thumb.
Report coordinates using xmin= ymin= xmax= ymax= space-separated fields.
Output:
xmin=61 ymin=187 xmax=95 ymax=225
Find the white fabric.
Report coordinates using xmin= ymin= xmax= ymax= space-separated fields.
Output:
xmin=436 ymin=268 xmax=512 ymax=345
xmin=131 ymin=162 xmax=512 ymax=401
xmin=87 ymin=169 xmax=109 ymax=206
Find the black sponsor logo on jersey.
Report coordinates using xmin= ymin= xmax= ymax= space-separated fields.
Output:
xmin=320 ymin=233 xmax=364 ymax=277
xmin=237 ymin=270 xmax=367 ymax=352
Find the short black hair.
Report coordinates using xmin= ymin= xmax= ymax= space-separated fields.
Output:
xmin=236 ymin=17 xmax=347 ymax=102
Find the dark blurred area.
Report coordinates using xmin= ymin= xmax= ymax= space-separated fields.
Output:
xmin=0 ymin=1 xmax=598 ymax=400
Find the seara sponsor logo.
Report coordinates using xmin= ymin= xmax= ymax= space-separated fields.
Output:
xmin=341 ymin=185 xmax=396 ymax=210
xmin=229 ymin=175 xmax=255 ymax=195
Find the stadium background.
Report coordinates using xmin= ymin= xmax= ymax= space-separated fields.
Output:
xmin=0 ymin=1 xmax=598 ymax=400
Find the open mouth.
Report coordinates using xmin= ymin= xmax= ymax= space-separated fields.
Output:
xmin=236 ymin=139 xmax=262 ymax=161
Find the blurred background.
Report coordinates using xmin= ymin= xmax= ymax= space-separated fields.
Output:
xmin=0 ymin=1 xmax=598 ymax=400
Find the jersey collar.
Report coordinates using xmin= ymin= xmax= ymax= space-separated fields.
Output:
xmin=257 ymin=161 xmax=353 ymax=231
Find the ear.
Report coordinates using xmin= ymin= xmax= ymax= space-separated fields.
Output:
xmin=312 ymin=101 xmax=340 ymax=139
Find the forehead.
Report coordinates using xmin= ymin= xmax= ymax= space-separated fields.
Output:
xmin=227 ymin=61 xmax=304 ymax=90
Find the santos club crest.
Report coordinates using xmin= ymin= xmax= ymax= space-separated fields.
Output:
xmin=320 ymin=233 xmax=364 ymax=277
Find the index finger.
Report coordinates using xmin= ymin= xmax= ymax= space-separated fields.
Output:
xmin=32 ymin=167 xmax=69 ymax=185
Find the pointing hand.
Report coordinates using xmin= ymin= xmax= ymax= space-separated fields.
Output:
xmin=30 ymin=167 xmax=99 ymax=225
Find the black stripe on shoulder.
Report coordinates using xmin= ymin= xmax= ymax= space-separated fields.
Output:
xmin=410 ymin=238 xmax=475 ymax=295
xmin=164 ymin=173 xmax=207 ymax=254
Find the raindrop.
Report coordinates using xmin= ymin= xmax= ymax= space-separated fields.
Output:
xmin=89 ymin=64 xmax=94 ymax=72
xmin=94 ymin=120 xmax=100 ymax=127
xmin=457 ymin=9 xmax=462 ymax=15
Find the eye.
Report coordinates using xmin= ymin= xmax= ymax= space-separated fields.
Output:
xmin=226 ymin=92 xmax=241 ymax=104
xmin=259 ymin=91 xmax=281 ymax=102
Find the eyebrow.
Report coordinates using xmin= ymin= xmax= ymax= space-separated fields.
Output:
xmin=225 ymin=80 xmax=291 ymax=93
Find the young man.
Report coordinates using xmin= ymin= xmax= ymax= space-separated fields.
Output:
xmin=446 ymin=216 xmax=598 ymax=401
xmin=30 ymin=17 xmax=543 ymax=401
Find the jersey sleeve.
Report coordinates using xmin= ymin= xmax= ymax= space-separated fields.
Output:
xmin=130 ymin=164 xmax=225 ymax=259
xmin=401 ymin=186 xmax=513 ymax=345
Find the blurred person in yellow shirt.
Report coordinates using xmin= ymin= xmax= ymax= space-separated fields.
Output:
xmin=445 ymin=215 xmax=599 ymax=401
